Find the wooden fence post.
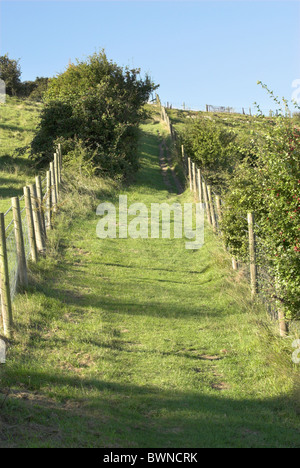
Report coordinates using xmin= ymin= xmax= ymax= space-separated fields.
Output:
xmin=50 ymin=162 xmax=57 ymax=212
xmin=24 ymin=186 xmax=38 ymax=263
xmin=202 ymin=180 xmax=212 ymax=226
xmin=277 ymin=300 xmax=287 ymax=337
xmin=197 ymin=168 xmax=203 ymax=203
xmin=11 ymin=197 xmax=28 ymax=289
xmin=215 ymin=195 xmax=224 ymax=237
xmin=275 ymin=278 xmax=287 ymax=336
xmin=46 ymin=170 xmax=52 ymax=230
xmin=0 ymin=213 xmax=13 ymax=339
xmin=58 ymin=144 xmax=62 ymax=182
xmin=232 ymin=258 xmax=239 ymax=270
xmin=57 ymin=150 xmax=61 ymax=186
xmin=29 ymin=184 xmax=46 ymax=253
xmin=192 ymin=162 xmax=196 ymax=196
xmin=35 ymin=175 xmax=46 ymax=238
xmin=207 ymin=185 xmax=217 ymax=232
xmin=181 ymin=145 xmax=186 ymax=175
xmin=188 ymin=157 xmax=192 ymax=191
xmin=247 ymin=213 xmax=257 ymax=297
xmin=54 ymin=153 xmax=59 ymax=197
xmin=215 ymin=196 xmax=222 ymax=227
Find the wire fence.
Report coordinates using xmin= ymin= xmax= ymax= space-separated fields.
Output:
xmin=156 ymin=94 xmax=286 ymax=335
xmin=0 ymin=146 xmax=62 ymax=339
xmin=162 ymin=100 xmax=294 ymax=117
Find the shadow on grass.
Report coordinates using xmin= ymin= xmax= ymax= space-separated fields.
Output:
xmin=0 ymin=154 xmax=31 ymax=165
xmin=0 ymin=370 xmax=298 ymax=448
xmin=0 ymin=123 xmax=28 ymax=133
xmin=35 ymin=277 xmax=235 ymax=321
xmin=0 ymin=186 xmax=27 ymax=200
xmin=91 ymin=261 xmax=210 ymax=275
xmin=1 ymin=120 xmax=299 ymax=448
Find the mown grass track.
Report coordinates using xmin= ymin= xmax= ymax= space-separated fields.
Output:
xmin=0 ymin=110 xmax=299 ymax=448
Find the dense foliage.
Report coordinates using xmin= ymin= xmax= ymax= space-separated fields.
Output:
xmin=20 ymin=77 xmax=49 ymax=101
xmin=222 ymin=115 xmax=300 ymax=319
xmin=180 ymin=115 xmax=261 ymax=192
xmin=180 ymin=91 xmax=300 ymax=320
xmin=0 ymin=54 xmax=49 ymax=101
xmin=31 ymin=51 xmax=157 ymax=179
xmin=0 ymin=54 xmax=21 ymax=96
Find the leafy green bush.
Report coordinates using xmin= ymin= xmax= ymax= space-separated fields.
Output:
xmin=221 ymin=110 xmax=300 ymax=319
xmin=0 ymin=54 xmax=21 ymax=96
xmin=27 ymin=77 xmax=49 ymax=102
xmin=31 ymin=51 xmax=157 ymax=179
xmin=62 ymin=139 xmax=99 ymax=178
xmin=181 ymin=118 xmax=236 ymax=167
xmin=180 ymin=117 xmax=259 ymax=192
xmin=181 ymin=86 xmax=300 ymax=320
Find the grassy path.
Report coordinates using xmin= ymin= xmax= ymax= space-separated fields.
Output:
xmin=0 ymin=115 xmax=299 ymax=448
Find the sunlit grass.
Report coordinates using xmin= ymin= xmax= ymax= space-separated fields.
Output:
xmin=0 ymin=106 xmax=299 ymax=448
xmin=0 ymin=97 xmax=41 ymax=213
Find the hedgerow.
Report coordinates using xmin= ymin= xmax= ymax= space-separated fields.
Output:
xmin=181 ymin=85 xmax=300 ymax=320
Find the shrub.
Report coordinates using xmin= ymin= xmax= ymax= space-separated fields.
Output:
xmin=31 ymin=51 xmax=157 ymax=179
xmin=221 ymin=105 xmax=300 ymax=320
xmin=182 ymin=84 xmax=300 ymax=320
xmin=180 ymin=116 xmax=258 ymax=192
xmin=0 ymin=54 xmax=21 ymax=96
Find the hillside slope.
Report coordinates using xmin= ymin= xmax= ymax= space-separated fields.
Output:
xmin=0 ymin=97 xmax=41 ymax=212
xmin=0 ymin=108 xmax=299 ymax=448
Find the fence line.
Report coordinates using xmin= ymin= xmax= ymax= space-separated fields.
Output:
xmin=0 ymin=144 xmax=62 ymax=339
xmin=160 ymin=98 xmax=293 ymax=118
xmin=156 ymin=94 xmax=287 ymax=336
xmin=205 ymin=105 xmax=292 ymax=118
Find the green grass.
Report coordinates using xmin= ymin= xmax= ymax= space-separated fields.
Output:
xmin=165 ymin=106 xmax=294 ymax=151
xmin=0 ymin=97 xmax=41 ymax=213
xmin=0 ymin=106 xmax=299 ymax=448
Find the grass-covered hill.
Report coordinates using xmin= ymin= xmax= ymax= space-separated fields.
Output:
xmin=0 ymin=100 xmax=299 ymax=447
xmin=166 ymin=103 xmax=300 ymax=324
xmin=0 ymin=97 xmax=42 ymax=212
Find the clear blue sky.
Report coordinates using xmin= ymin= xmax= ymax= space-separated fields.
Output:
xmin=1 ymin=0 xmax=299 ymax=112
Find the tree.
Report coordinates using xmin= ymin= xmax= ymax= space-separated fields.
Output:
xmin=31 ymin=51 xmax=158 ymax=178
xmin=0 ymin=54 xmax=21 ymax=96
xmin=20 ymin=77 xmax=49 ymax=101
